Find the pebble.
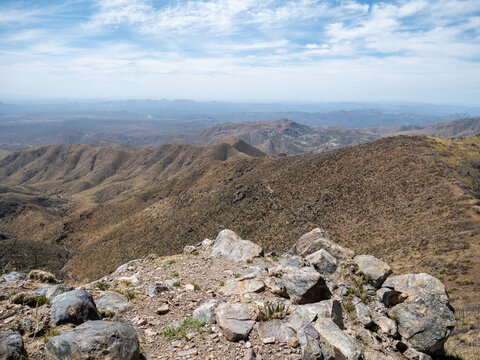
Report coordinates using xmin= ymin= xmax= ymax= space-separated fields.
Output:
xmin=157 ymin=304 xmax=170 ymax=315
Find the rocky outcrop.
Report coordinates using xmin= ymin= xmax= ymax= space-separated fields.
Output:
xmin=45 ymin=321 xmax=141 ymax=360
xmin=210 ymin=230 xmax=263 ymax=262
xmin=291 ymin=228 xmax=354 ymax=259
xmin=305 ymin=249 xmax=338 ymax=274
xmin=382 ymin=273 xmax=456 ymax=355
xmin=314 ymin=317 xmax=363 ymax=360
xmin=0 ymin=331 xmax=28 ymax=360
xmin=33 ymin=284 xmax=74 ymax=301
xmin=354 ymin=255 xmax=392 ymax=288
xmin=50 ymin=290 xmax=101 ymax=326
xmin=0 ymin=271 xmax=26 ymax=283
xmin=215 ymin=302 xmax=256 ymax=341
xmin=219 ymin=279 xmax=265 ymax=295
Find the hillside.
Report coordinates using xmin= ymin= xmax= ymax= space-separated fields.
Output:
xmin=398 ymin=117 xmax=480 ymax=138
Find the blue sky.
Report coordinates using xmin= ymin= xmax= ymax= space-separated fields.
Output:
xmin=1 ymin=0 xmax=479 ymax=104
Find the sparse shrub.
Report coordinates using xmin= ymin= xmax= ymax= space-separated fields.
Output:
xmin=35 ymin=295 xmax=50 ymax=307
xmin=234 ymin=273 xmax=241 ymax=278
xmin=162 ymin=317 xmax=211 ymax=341
xmin=343 ymin=301 xmax=355 ymax=313
xmin=99 ymin=309 xmax=115 ymax=319
xmin=246 ymin=259 xmax=253 ymax=264
xmin=256 ymin=302 xmax=291 ymax=321
xmin=172 ymin=281 xmax=181 ymax=287
xmin=122 ymin=289 xmax=137 ymax=300
xmin=192 ymin=250 xmax=199 ymax=256
xmin=172 ymin=272 xmax=179 ymax=277
xmin=95 ymin=282 xmax=110 ymax=291
xmin=218 ymin=281 xmax=225 ymax=287
xmin=165 ymin=259 xmax=176 ymax=266
xmin=28 ymin=270 xmax=57 ymax=284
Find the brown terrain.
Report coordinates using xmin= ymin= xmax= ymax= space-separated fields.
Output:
xmin=0 ymin=134 xmax=480 ymax=358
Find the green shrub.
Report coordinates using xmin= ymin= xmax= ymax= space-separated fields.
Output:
xmin=96 ymin=282 xmax=110 ymax=291
xmin=256 ymin=302 xmax=291 ymax=321
xmin=162 ymin=317 xmax=211 ymax=341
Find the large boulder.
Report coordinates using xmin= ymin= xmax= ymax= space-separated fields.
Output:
xmin=291 ymin=228 xmax=354 ymax=259
xmin=354 ymin=255 xmax=392 ymax=288
xmin=0 ymin=331 xmax=28 ymax=360
xmin=255 ymin=319 xmax=297 ymax=343
xmin=50 ymin=290 xmax=101 ymax=326
xmin=96 ymin=291 xmax=132 ymax=315
xmin=313 ymin=317 xmax=362 ymax=360
xmin=210 ymin=230 xmax=263 ymax=262
xmin=45 ymin=321 xmax=141 ymax=360
xmin=215 ymin=302 xmax=256 ymax=341
xmin=382 ymin=273 xmax=456 ymax=355
xmin=281 ymin=267 xmax=331 ymax=304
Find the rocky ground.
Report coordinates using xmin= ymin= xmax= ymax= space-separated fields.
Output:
xmin=0 ymin=229 xmax=459 ymax=359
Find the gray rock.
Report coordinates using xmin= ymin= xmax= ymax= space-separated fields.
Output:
xmin=96 ymin=291 xmax=132 ymax=314
xmin=242 ymin=266 xmax=268 ymax=280
xmin=50 ymin=290 xmax=101 ymax=326
xmin=355 ymin=302 xmax=373 ymax=327
xmin=291 ymin=228 xmax=354 ymax=259
xmin=45 ymin=320 xmax=140 ymax=360
xmin=313 ymin=317 xmax=362 ymax=360
xmin=183 ymin=245 xmax=196 ymax=254
xmin=0 ymin=272 xmax=26 ymax=283
xmin=220 ymin=279 xmax=265 ymax=295
xmin=294 ymin=299 xmax=343 ymax=329
xmin=0 ymin=331 xmax=28 ymax=360
xmin=210 ymin=230 xmax=263 ymax=262
xmin=306 ymin=249 xmax=338 ymax=274
xmin=255 ymin=319 xmax=297 ymax=343
xmin=46 ymin=285 xmax=75 ymax=300
xmin=383 ymin=273 xmax=456 ymax=355
xmin=281 ymin=267 xmax=331 ymax=304
xmin=354 ymin=255 xmax=392 ymax=288
xmin=215 ymin=302 xmax=256 ymax=341
xmin=193 ymin=299 xmax=218 ymax=324
xmin=263 ymin=277 xmax=288 ymax=297
xmin=111 ymin=259 xmax=143 ymax=276
xmin=375 ymin=316 xmax=397 ymax=337
xmin=147 ymin=282 xmax=173 ymax=297
xmin=403 ymin=347 xmax=433 ymax=360
xmin=201 ymin=238 xmax=213 ymax=247
xmin=286 ymin=313 xmax=323 ymax=360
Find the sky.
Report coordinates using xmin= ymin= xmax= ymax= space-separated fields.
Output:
xmin=0 ymin=0 xmax=479 ymax=104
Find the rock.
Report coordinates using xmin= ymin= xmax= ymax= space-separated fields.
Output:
xmin=262 ymin=336 xmax=275 ymax=344
xmin=11 ymin=317 xmax=48 ymax=337
xmin=286 ymin=314 xmax=323 ymax=360
xmin=244 ymin=349 xmax=257 ymax=360
xmin=306 ymin=249 xmax=338 ymax=274
xmin=157 ymin=304 xmax=170 ymax=315
xmin=383 ymin=273 xmax=456 ymax=355
xmin=28 ymin=269 xmax=57 ymax=283
xmin=147 ymin=282 xmax=173 ymax=297
xmin=255 ymin=319 xmax=296 ymax=343
xmin=313 ymin=317 xmax=362 ymax=360
xmin=183 ymin=245 xmax=196 ymax=254
xmin=375 ymin=316 xmax=397 ymax=337
xmin=33 ymin=284 xmax=74 ymax=301
xmin=0 ymin=272 xmax=26 ymax=283
xmin=201 ymin=238 xmax=214 ymax=247
xmin=220 ymin=279 xmax=265 ymax=295
xmin=354 ymin=255 xmax=392 ymax=288
xmin=50 ymin=290 xmax=101 ymax=326
xmin=271 ymin=253 xmax=307 ymax=275
xmin=263 ymin=277 xmax=288 ymax=297
xmin=193 ymin=299 xmax=218 ymax=324
xmin=403 ymin=347 xmax=433 ymax=360
xmin=0 ymin=331 xmax=28 ymax=360
xmin=185 ymin=283 xmax=199 ymax=291
xmin=294 ymin=299 xmax=343 ymax=328
xmin=45 ymin=320 xmax=141 ymax=359
xmin=96 ymin=291 xmax=132 ymax=314
xmin=210 ymin=229 xmax=263 ymax=262
xmin=215 ymin=302 xmax=256 ymax=341
xmin=117 ymin=275 xmax=139 ymax=285
xmin=281 ymin=267 xmax=331 ymax=304
xmin=355 ymin=302 xmax=373 ymax=327
xmin=242 ymin=266 xmax=268 ymax=280
xmin=291 ymin=228 xmax=354 ymax=259
xmin=111 ymin=259 xmax=143 ymax=276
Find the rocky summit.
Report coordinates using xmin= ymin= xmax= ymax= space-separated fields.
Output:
xmin=0 ymin=228 xmax=455 ymax=359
